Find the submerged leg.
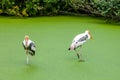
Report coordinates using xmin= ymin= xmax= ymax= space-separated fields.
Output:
xmin=79 ymin=46 xmax=84 ymax=62
xmin=75 ymin=46 xmax=84 ymax=62
xmin=75 ymin=49 xmax=80 ymax=59
xmin=26 ymin=50 xmax=29 ymax=64
xmin=26 ymin=54 xmax=29 ymax=64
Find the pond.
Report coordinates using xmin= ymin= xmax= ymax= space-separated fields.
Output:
xmin=0 ymin=16 xmax=120 ymax=80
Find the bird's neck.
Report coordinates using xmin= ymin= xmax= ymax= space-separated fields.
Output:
xmin=25 ymin=40 xmax=28 ymax=47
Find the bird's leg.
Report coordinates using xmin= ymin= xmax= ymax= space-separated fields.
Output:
xmin=75 ymin=49 xmax=80 ymax=59
xmin=79 ymin=45 xmax=84 ymax=62
xmin=26 ymin=54 xmax=29 ymax=64
xmin=26 ymin=50 xmax=29 ymax=64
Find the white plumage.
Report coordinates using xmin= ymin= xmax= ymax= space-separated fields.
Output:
xmin=22 ymin=35 xmax=35 ymax=64
xmin=23 ymin=40 xmax=35 ymax=53
xmin=68 ymin=30 xmax=93 ymax=61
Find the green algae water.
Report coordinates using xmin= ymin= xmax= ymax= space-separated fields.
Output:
xmin=0 ymin=16 xmax=120 ymax=80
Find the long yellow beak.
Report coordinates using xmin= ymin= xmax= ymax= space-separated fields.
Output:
xmin=88 ymin=31 xmax=93 ymax=40
xmin=91 ymin=34 xmax=93 ymax=40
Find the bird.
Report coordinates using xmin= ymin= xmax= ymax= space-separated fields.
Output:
xmin=22 ymin=35 xmax=35 ymax=64
xmin=68 ymin=30 xmax=93 ymax=62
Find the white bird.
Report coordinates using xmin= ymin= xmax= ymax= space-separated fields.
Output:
xmin=68 ymin=30 xmax=93 ymax=62
xmin=22 ymin=35 xmax=35 ymax=64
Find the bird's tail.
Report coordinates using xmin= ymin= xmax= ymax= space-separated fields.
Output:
xmin=28 ymin=50 xmax=35 ymax=56
xmin=68 ymin=48 xmax=70 ymax=50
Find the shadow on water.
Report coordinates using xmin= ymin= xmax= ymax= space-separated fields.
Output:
xmin=18 ymin=61 xmax=46 ymax=79
xmin=23 ymin=63 xmax=39 ymax=74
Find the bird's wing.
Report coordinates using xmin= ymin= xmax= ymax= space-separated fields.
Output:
xmin=73 ymin=33 xmax=85 ymax=42
xmin=30 ymin=42 xmax=35 ymax=51
xmin=22 ymin=41 xmax=27 ymax=49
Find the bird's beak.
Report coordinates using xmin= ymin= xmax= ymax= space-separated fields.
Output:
xmin=89 ymin=31 xmax=93 ymax=40
xmin=25 ymin=37 xmax=29 ymax=41
xmin=91 ymin=35 xmax=93 ymax=40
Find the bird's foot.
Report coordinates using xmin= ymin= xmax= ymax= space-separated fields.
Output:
xmin=78 ymin=59 xmax=85 ymax=62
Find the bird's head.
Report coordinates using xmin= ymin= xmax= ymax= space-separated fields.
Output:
xmin=85 ymin=30 xmax=93 ymax=40
xmin=24 ymin=35 xmax=29 ymax=47
xmin=24 ymin=35 xmax=29 ymax=41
